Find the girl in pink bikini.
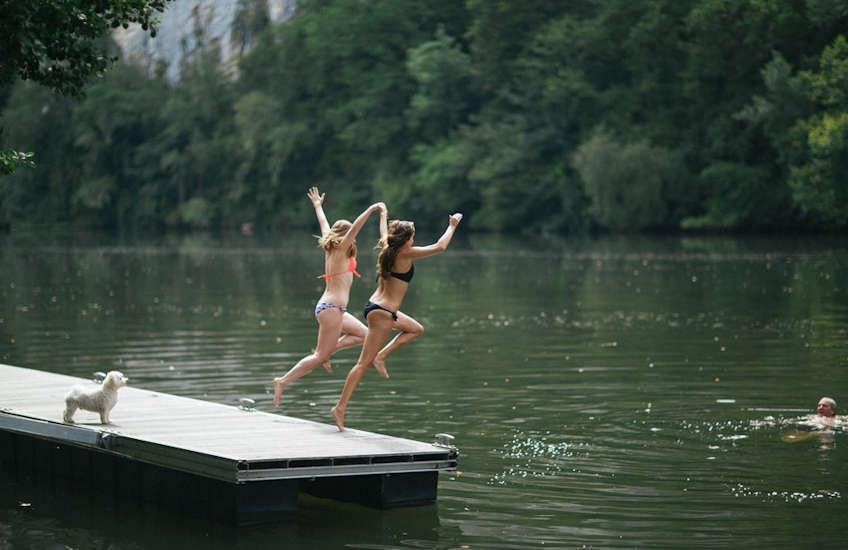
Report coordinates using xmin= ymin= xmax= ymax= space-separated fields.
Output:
xmin=272 ymin=188 xmax=386 ymax=407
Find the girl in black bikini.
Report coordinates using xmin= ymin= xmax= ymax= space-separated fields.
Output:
xmin=272 ymin=188 xmax=386 ymax=407
xmin=331 ymin=212 xmax=463 ymax=431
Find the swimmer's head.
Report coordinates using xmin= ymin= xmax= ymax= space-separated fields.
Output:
xmin=816 ymin=397 xmax=837 ymax=417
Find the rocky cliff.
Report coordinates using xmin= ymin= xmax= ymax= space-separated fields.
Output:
xmin=113 ymin=0 xmax=296 ymax=81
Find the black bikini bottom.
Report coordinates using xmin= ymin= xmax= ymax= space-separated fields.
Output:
xmin=363 ymin=301 xmax=398 ymax=321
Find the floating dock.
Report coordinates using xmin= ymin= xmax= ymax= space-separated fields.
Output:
xmin=0 ymin=364 xmax=458 ymax=524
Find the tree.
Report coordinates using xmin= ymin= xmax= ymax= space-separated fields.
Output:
xmin=0 ymin=80 xmax=78 ymax=221
xmin=405 ymin=27 xmax=477 ymax=143
xmin=788 ymin=36 xmax=848 ymax=227
xmin=573 ymin=130 xmax=688 ymax=231
xmin=0 ymin=0 xmax=170 ymax=173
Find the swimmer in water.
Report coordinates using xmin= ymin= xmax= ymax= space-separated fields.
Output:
xmin=782 ymin=397 xmax=845 ymax=445
xmin=803 ymin=397 xmax=846 ymax=428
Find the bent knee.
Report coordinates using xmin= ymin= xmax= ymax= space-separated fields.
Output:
xmin=347 ymin=334 xmax=366 ymax=345
xmin=409 ymin=323 xmax=424 ymax=337
xmin=350 ymin=362 xmax=371 ymax=376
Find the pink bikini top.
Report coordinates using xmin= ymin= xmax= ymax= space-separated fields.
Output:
xmin=319 ymin=256 xmax=361 ymax=280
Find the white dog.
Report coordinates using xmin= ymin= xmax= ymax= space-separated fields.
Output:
xmin=63 ymin=371 xmax=129 ymax=424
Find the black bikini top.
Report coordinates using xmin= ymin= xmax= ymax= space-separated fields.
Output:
xmin=390 ymin=263 xmax=414 ymax=283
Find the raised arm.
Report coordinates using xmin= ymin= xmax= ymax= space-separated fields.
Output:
xmin=379 ymin=203 xmax=388 ymax=243
xmin=338 ymin=201 xmax=386 ymax=251
xmin=405 ymin=213 xmax=463 ymax=260
xmin=308 ymin=187 xmax=331 ymax=237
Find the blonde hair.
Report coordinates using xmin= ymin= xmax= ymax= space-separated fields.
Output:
xmin=376 ymin=220 xmax=414 ymax=278
xmin=318 ymin=220 xmax=357 ymax=257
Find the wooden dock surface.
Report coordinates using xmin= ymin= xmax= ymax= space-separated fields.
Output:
xmin=0 ymin=364 xmax=456 ymax=483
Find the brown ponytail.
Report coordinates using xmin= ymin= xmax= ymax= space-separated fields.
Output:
xmin=376 ymin=220 xmax=414 ymax=278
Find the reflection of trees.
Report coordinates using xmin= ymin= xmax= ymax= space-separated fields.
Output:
xmin=566 ymin=235 xmax=847 ymax=405
xmin=0 ymin=233 xmax=845 ymax=412
xmin=0 ymin=233 xmax=318 ymax=380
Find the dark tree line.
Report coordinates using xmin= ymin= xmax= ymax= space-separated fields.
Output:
xmin=2 ymin=0 xmax=847 ymax=233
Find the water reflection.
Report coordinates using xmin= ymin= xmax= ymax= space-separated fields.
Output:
xmin=1 ymin=232 xmax=847 ymax=547
xmin=0 ymin=472 xmax=451 ymax=550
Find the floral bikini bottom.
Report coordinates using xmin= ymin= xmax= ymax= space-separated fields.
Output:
xmin=314 ymin=301 xmax=347 ymax=318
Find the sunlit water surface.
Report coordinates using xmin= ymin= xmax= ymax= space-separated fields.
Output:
xmin=1 ymin=232 xmax=846 ymax=548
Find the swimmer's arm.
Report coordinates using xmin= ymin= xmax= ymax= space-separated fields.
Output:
xmin=405 ymin=213 xmax=462 ymax=260
xmin=782 ymin=430 xmax=822 ymax=443
xmin=308 ymin=187 xmax=331 ymax=237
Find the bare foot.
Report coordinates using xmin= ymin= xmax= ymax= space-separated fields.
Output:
xmin=322 ymin=360 xmax=333 ymax=373
xmin=330 ymin=405 xmax=346 ymax=432
xmin=373 ymin=355 xmax=389 ymax=379
xmin=272 ymin=378 xmax=286 ymax=408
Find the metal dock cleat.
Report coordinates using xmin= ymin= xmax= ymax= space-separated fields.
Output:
xmin=238 ymin=397 xmax=256 ymax=412
xmin=434 ymin=433 xmax=456 ymax=449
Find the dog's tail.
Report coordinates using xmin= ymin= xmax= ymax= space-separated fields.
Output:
xmin=64 ymin=384 xmax=84 ymax=402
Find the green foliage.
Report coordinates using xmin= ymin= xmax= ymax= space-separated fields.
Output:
xmin=0 ymin=0 xmax=170 ymax=94
xmin=682 ymin=162 xmax=784 ymax=230
xmin=0 ymin=150 xmax=34 ymax=175
xmin=232 ymin=0 xmax=271 ymax=51
xmin=0 ymin=0 xmax=170 ymax=175
xmin=2 ymin=0 xmax=848 ymax=233
xmin=736 ymin=52 xmax=810 ymax=161
xmin=383 ymin=136 xmax=477 ymax=229
xmin=0 ymin=81 xmax=78 ymax=225
xmin=69 ymin=63 xmax=174 ymax=229
xmin=783 ymin=36 xmax=848 ymax=227
xmin=788 ymin=113 xmax=848 ymax=227
xmin=234 ymin=0 xmax=473 ymax=228
xmin=406 ymin=28 xmax=476 ymax=142
xmin=807 ymin=35 xmax=848 ymax=110
xmin=179 ymin=196 xmax=213 ymax=228
xmin=573 ymin=131 xmax=688 ymax=230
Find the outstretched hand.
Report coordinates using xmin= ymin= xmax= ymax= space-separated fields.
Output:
xmin=307 ymin=187 xmax=325 ymax=208
xmin=449 ymin=213 xmax=463 ymax=227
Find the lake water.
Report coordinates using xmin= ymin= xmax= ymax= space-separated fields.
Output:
xmin=1 ymin=231 xmax=846 ymax=548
